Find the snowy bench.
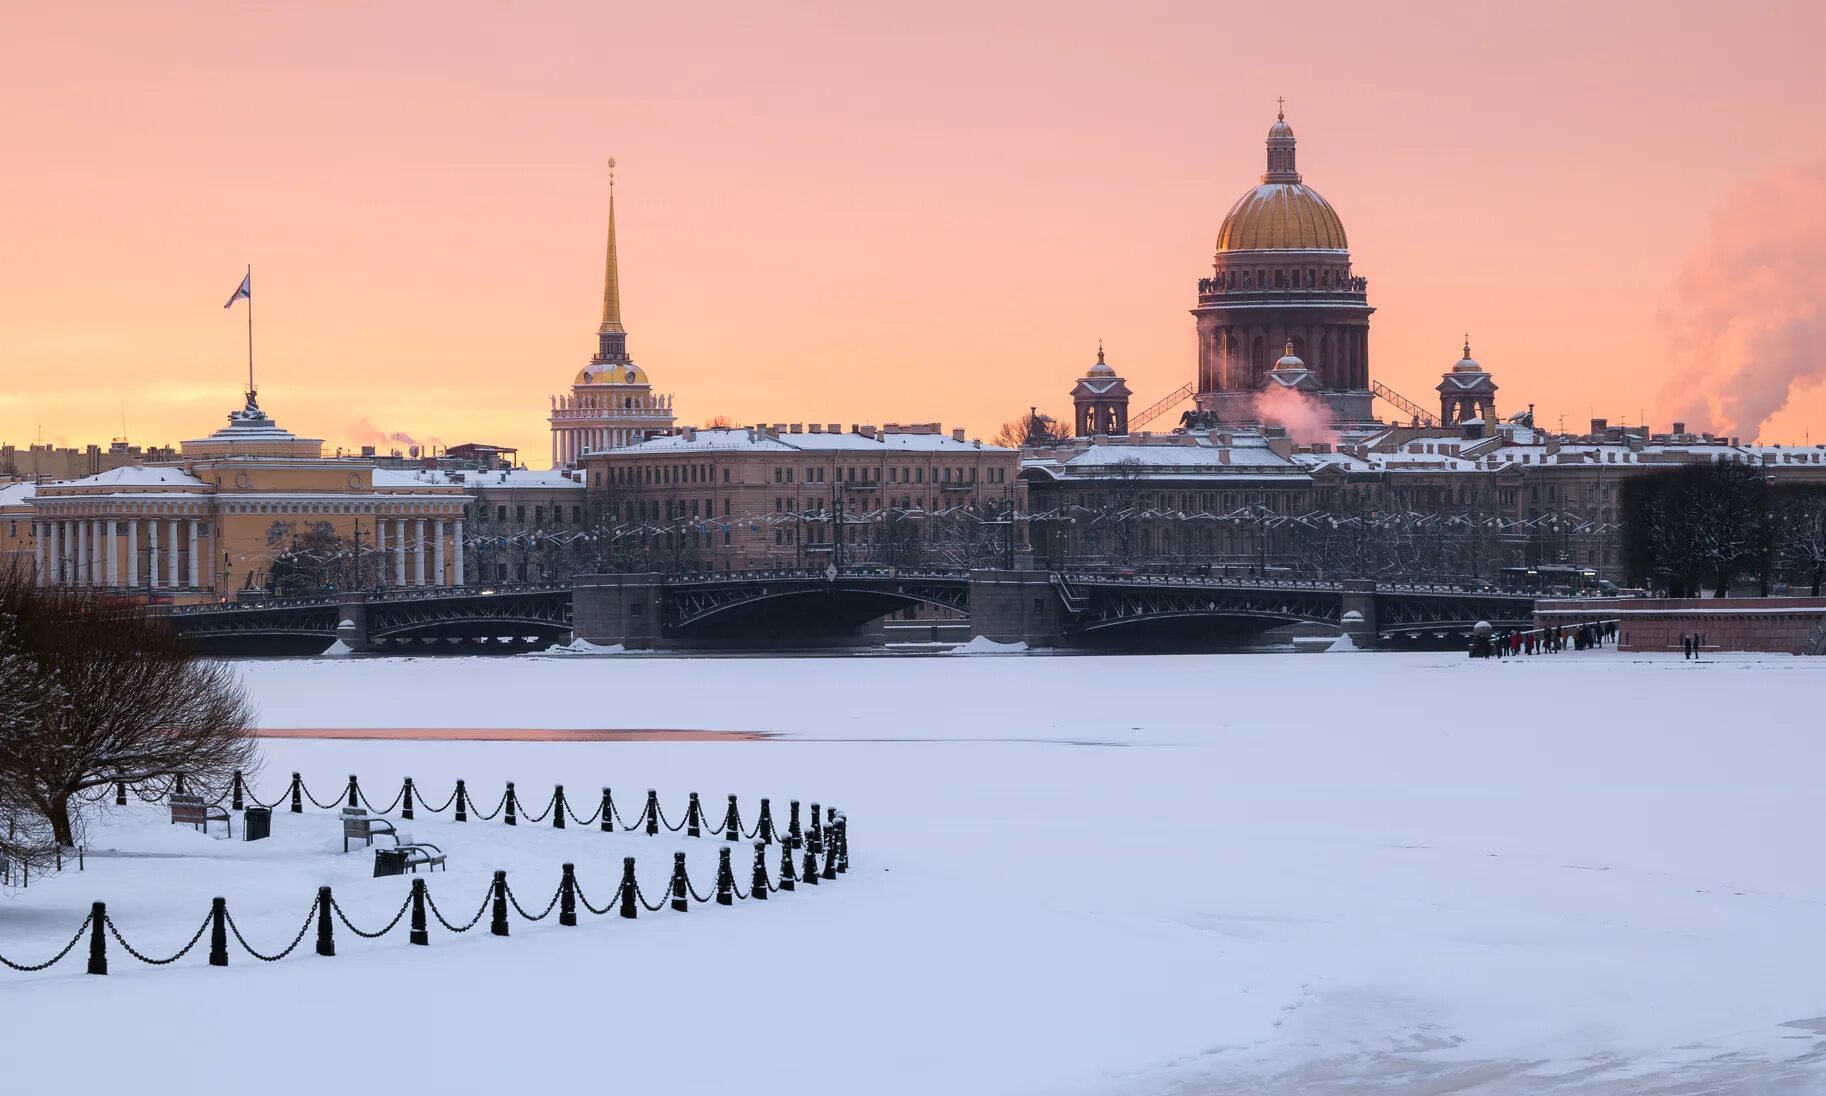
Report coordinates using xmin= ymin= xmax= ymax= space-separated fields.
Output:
xmin=374 ymin=841 xmax=446 ymax=877
xmin=341 ymin=807 xmax=397 ymax=853
xmin=170 ymin=793 xmax=231 ymax=837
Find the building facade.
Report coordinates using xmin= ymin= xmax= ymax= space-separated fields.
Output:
xmin=549 ymin=165 xmax=676 ymax=468
xmin=14 ymin=393 xmax=472 ymax=602
xmin=578 ymin=422 xmax=1020 ymax=572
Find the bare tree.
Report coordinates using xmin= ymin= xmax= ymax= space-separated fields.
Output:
xmin=993 ymin=409 xmax=1072 ymax=449
xmin=0 ymin=569 xmax=256 ymax=846
xmin=1775 ymin=487 xmax=1826 ymax=595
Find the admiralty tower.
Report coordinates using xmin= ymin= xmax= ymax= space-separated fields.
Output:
xmin=549 ymin=161 xmax=677 ymax=469
xmin=1193 ymin=104 xmax=1373 ymax=423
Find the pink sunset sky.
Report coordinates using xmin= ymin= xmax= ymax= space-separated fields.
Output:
xmin=2 ymin=1 xmax=1823 ymax=464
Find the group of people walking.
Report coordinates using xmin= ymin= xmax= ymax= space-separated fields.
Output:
xmin=1471 ymin=620 xmax=1617 ymax=659
xmin=1680 ymin=633 xmax=1708 ymax=659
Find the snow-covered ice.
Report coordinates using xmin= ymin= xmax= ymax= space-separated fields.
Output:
xmin=4 ymin=649 xmax=1825 ymax=1094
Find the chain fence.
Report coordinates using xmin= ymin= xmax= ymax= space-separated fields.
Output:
xmin=1 ymin=771 xmax=851 ymax=978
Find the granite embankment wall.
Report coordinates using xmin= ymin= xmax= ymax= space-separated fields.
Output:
xmin=1537 ymin=597 xmax=1826 ymax=655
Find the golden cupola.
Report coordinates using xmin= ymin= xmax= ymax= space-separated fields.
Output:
xmin=1214 ymin=104 xmax=1349 ymax=252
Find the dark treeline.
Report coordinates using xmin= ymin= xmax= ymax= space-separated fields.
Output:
xmin=1621 ymin=463 xmax=1826 ymax=597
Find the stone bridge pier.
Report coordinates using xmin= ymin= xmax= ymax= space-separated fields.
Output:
xmin=335 ymin=593 xmax=372 ymax=653
xmin=966 ymin=570 xmax=1063 ymax=648
xmin=1339 ymin=579 xmax=1379 ymax=649
xmin=572 ymin=573 xmax=663 ymax=648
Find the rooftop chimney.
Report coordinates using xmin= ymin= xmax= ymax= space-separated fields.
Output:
xmin=1590 ymin=418 xmax=1607 ymax=435
xmin=828 ymin=424 xmax=841 ymax=434
xmin=808 ymin=423 xmax=822 ymax=434
xmin=951 ymin=427 xmax=966 ymax=442
xmin=790 ymin=423 xmax=803 ymax=434
xmin=1673 ymin=421 xmax=1686 ymax=435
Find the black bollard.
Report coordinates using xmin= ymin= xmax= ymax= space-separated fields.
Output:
xmin=619 ymin=857 xmax=638 ymax=919
xmin=788 ymin=799 xmax=803 ymax=849
xmin=115 ymin=780 xmax=126 ymax=807
xmin=670 ymin=852 xmax=690 ymax=912
xmin=346 ymin=774 xmax=359 ymax=809
xmin=315 ymin=887 xmax=335 ymax=957
xmin=490 ymin=871 xmax=509 ymax=936
xmin=836 ymin=819 xmax=849 ymax=874
xmin=757 ymin=798 xmax=775 ymax=844
xmin=559 ymin=863 xmax=577 ymax=926
xmin=455 ymin=779 xmax=468 ymax=822
xmin=86 ymin=901 xmax=107 ymax=975
xmin=802 ymin=845 xmax=819 ymax=886
xmin=409 ymin=878 xmax=429 ymax=946
xmin=643 ymin=789 xmax=659 ymax=836
xmin=600 ymin=788 xmax=614 ymax=833
xmin=290 ymin=772 xmax=303 ymax=814
xmin=401 ymin=778 xmax=415 ymax=822
xmin=209 ymin=897 xmax=229 ymax=967
xmin=821 ymin=836 xmax=838 ymax=880
xmin=231 ymin=771 xmax=244 ymax=812
xmin=808 ymin=802 xmax=823 ymax=855
xmin=686 ymin=792 xmax=702 ymax=837
xmin=723 ymin=795 xmax=742 ymax=842
xmin=751 ymin=842 xmax=770 ymax=901
xmin=715 ymin=848 xmax=734 ymax=906
xmin=504 ymin=782 xmax=517 ymax=827
xmin=553 ymin=785 xmax=566 ymax=830
xmin=778 ymin=842 xmax=796 ymax=892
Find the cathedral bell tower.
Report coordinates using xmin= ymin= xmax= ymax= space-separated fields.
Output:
xmin=1071 ymin=344 xmax=1131 ymax=436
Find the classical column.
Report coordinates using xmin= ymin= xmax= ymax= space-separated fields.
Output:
xmin=167 ymin=519 xmax=179 ymax=588
xmin=374 ymin=520 xmax=386 ymax=587
xmin=148 ymin=520 xmax=160 ymax=589
xmin=453 ymin=517 xmax=465 ymax=586
xmin=34 ymin=523 xmax=45 ymax=586
xmin=394 ymin=519 xmax=407 ymax=586
xmin=105 ymin=520 xmax=118 ymax=587
xmin=188 ymin=520 xmax=200 ymax=589
xmin=433 ymin=521 xmax=446 ymax=586
xmin=414 ymin=518 xmax=427 ymax=586
xmin=48 ymin=522 xmax=60 ymax=585
xmin=551 ymin=431 xmax=558 ymax=469
xmin=77 ymin=520 xmax=88 ymax=587
xmin=127 ymin=520 xmax=139 ymax=588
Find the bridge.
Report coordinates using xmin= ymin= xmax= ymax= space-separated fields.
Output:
xmin=157 ymin=570 xmax=1536 ymax=654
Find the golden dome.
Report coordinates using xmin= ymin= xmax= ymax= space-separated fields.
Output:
xmin=1452 ymin=336 xmax=1483 ymax=373
xmin=1216 ymin=104 xmax=1349 ymax=252
xmin=574 ymin=362 xmax=649 ymax=386
xmin=1216 ymin=183 xmax=1348 ymax=251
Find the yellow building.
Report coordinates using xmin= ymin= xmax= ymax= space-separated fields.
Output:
xmin=22 ymin=393 xmax=472 ymax=603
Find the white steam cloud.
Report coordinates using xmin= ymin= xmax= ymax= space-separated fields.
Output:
xmin=1252 ymin=386 xmax=1339 ymax=446
xmin=1654 ymin=157 xmax=1826 ymax=440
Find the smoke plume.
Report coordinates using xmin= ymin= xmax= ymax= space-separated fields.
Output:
xmin=348 ymin=417 xmax=420 ymax=448
xmin=1653 ymin=157 xmax=1826 ymax=441
xmin=1252 ymin=386 xmax=1339 ymax=446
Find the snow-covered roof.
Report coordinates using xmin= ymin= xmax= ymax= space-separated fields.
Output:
xmin=0 ymin=481 xmax=37 ymax=508
xmin=58 ymin=466 xmax=207 ymax=489
xmin=602 ymin=427 xmax=1006 ymax=456
xmin=371 ymin=468 xmax=582 ymax=490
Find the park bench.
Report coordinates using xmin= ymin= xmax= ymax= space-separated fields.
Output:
xmin=341 ymin=807 xmax=397 ymax=853
xmin=170 ymin=793 xmax=232 ymax=837
xmin=373 ymin=841 xmax=447 ymax=877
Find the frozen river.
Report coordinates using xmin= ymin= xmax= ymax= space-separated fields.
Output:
xmin=4 ymin=649 xmax=1824 ymax=1094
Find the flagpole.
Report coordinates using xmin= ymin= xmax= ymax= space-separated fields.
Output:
xmin=245 ymin=264 xmax=255 ymax=401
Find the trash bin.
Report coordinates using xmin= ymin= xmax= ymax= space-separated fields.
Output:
xmin=373 ymin=848 xmax=408 ymax=877
xmin=243 ymin=806 xmax=271 ymax=842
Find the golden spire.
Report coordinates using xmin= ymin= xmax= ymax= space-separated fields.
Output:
xmin=599 ymin=158 xmax=624 ymax=335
